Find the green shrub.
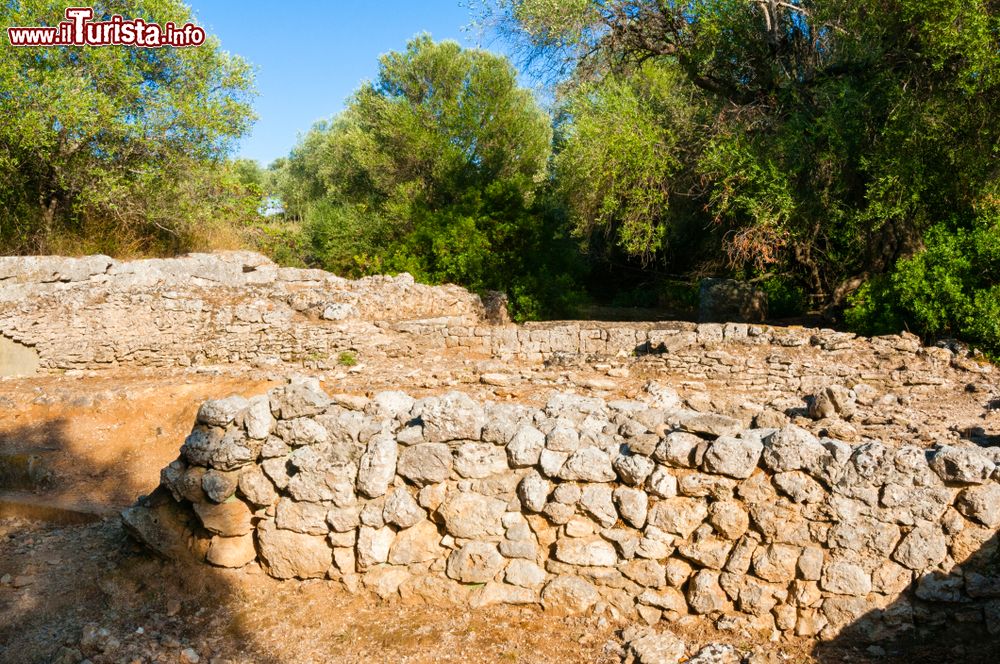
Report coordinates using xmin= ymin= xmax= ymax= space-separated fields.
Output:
xmin=845 ymin=213 xmax=1000 ymax=356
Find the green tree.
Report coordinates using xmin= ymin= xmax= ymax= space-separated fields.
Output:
xmin=281 ymin=35 xmax=583 ymax=318
xmin=489 ymin=0 xmax=1000 ymax=320
xmin=0 ymin=0 xmax=257 ymax=254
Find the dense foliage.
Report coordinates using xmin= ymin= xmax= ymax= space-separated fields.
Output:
xmin=846 ymin=214 xmax=1000 ymax=355
xmin=4 ymin=1 xmax=1000 ymax=345
xmin=0 ymin=0 xmax=258 ymax=255
xmin=274 ymin=36 xmax=584 ymax=318
xmin=486 ymin=0 xmax=1000 ymax=344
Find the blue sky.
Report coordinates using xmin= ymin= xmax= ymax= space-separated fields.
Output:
xmin=192 ymin=1 xmax=496 ymax=166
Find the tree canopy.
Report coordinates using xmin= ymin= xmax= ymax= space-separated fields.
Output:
xmin=490 ymin=0 xmax=1000 ymax=322
xmin=0 ymin=0 xmax=257 ymax=254
xmin=276 ymin=35 xmax=583 ymax=318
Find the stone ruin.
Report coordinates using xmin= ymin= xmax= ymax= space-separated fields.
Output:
xmin=125 ymin=376 xmax=1000 ymax=644
xmin=2 ymin=251 xmax=999 ymax=651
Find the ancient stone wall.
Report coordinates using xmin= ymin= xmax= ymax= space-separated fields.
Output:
xmin=0 ymin=252 xmax=485 ymax=371
xmin=126 ymin=378 xmax=1000 ymax=643
xmin=2 ymin=253 xmax=991 ymax=409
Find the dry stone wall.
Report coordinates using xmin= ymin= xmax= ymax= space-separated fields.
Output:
xmin=0 ymin=252 xmax=485 ymax=371
xmin=125 ymin=377 xmax=1000 ymax=643
xmin=2 ymin=253 xmax=989 ymax=412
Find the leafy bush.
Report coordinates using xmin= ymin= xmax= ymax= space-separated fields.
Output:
xmin=845 ymin=214 xmax=1000 ymax=355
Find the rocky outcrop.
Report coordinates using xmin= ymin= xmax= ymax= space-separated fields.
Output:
xmin=127 ymin=377 xmax=1000 ymax=643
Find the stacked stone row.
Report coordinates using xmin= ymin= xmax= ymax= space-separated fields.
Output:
xmin=152 ymin=378 xmax=1000 ymax=641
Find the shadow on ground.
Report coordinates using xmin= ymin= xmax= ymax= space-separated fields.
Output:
xmin=0 ymin=418 xmax=287 ymax=664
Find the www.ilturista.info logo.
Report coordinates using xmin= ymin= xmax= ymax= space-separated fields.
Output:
xmin=6 ymin=7 xmax=205 ymax=47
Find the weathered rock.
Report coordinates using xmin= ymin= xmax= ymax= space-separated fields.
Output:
xmin=121 ymin=488 xmax=197 ymax=560
xmin=270 ymin=383 xmax=330 ymax=420
xmin=356 ymin=525 xmax=396 ymax=569
xmin=367 ymin=390 xmax=415 ymax=420
xmin=202 ymin=469 xmax=239 ymax=503
xmin=655 ymin=432 xmax=708 ymax=468
xmin=638 ymin=587 xmax=688 ymax=615
xmin=687 ymin=570 xmax=729 ymax=614
xmin=560 ymin=447 xmax=616 ymax=482
xmin=382 ymin=487 xmax=425 ymax=529
xmin=275 ymin=499 xmax=329 ymax=535
xmin=827 ymin=517 xmax=900 ymax=557
xmin=517 ymin=471 xmax=550 ymax=513
xmin=702 ymin=436 xmax=763 ymax=479
xmin=210 ymin=428 xmax=260 ymax=472
xmin=955 ymin=483 xmax=1000 ymax=527
xmin=275 ymin=417 xmax=329 ymax=446
xmin=614 ymin=454 xmax=656 ymax=486
xmin=397 ymin=443 xmax=453 ymax=486
xmin=647 ymin=466 xmax=679 ymax=498
xmin=197 ymin=396 xmax=249 ymax=427
xmin=505 ymin=559 xmax=547 ymax=588
xmin=798 ymin=547 xmax=825 ymax=582
xmin=326 ymin=505 xmax=361 ymax=533
xmin=540 ymin=575 xmax=599 ymax=615
xmin=539 ymin=448 xmax=569 ymax=477
xmin=752 ymin=544 xmax=800 ymax=583
xmin=708 ymin=500 xmax=749 ymax=540
xmin=930 ymin=446 xmax=995 ymax=485
xmin=821 ymin=561 xmax=872 ymax=596
xmin=761 ymin=426 xmax=834 ymax=478
xmin=439 ymin=492 xmax=506 ymax=539
xmin=454 ymin=443 xmax=509 ymax=479
xmin=893 ymin=524 xmax=948 ymax=570
xmin=244 ymin=395 xmax=275 ymax=439
xmin=446 ymin=542 xmax=505 ymax=583
xmin=649 ymin=497 xmax=708 ymax=539
xmin=808 ymin=386 xmax=856 ymax=421
xmin=193 ymin=499 xmax=254 ymax=537
xmin=687 ymin=643 xmax=741 ymax=664
xmin=418 ymin=391 xmax=486 ymax=442
xmin=506 ymin=425 xmax=546 ymax=468
xmin=546 ymin=425 xmax=580 ymax=453
xmin=356 ymin=433 xmax=397 ymax=498
xmin=257 ymin=520 xmax=331 ymax=579
xmin=181 ymin=426 xmax=223 ymax=467
xmin=238 ymin=466 xmax=277 ymax=506
xmin=554 ymin=537 xmax=618 ymax=566
xmin=620 ymin=559 xmax=666 ymax=588
xmin=626 ymin=628 xmax=687 ymax=664
xmin=773 ymin=471 xmax=824 ymax=504
xmin=470 ymin=581 xmax=538 ymax=607
xmin=614 ymin=487 xmax=649 ymax=529
xmin=580 ymin=484 xmax=618 ymax=528
xmin=677 ymin=412 xmax=744 ymax=438
xmin=206 ymin=533 xmax=256 ymax=568
xmin=388 ymin=520 xmax=442 ymax=565
xmin=915 ymin=571 xmax=966 ymax=602
xmin=677 ymin=536 xmax=733 ymax=570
